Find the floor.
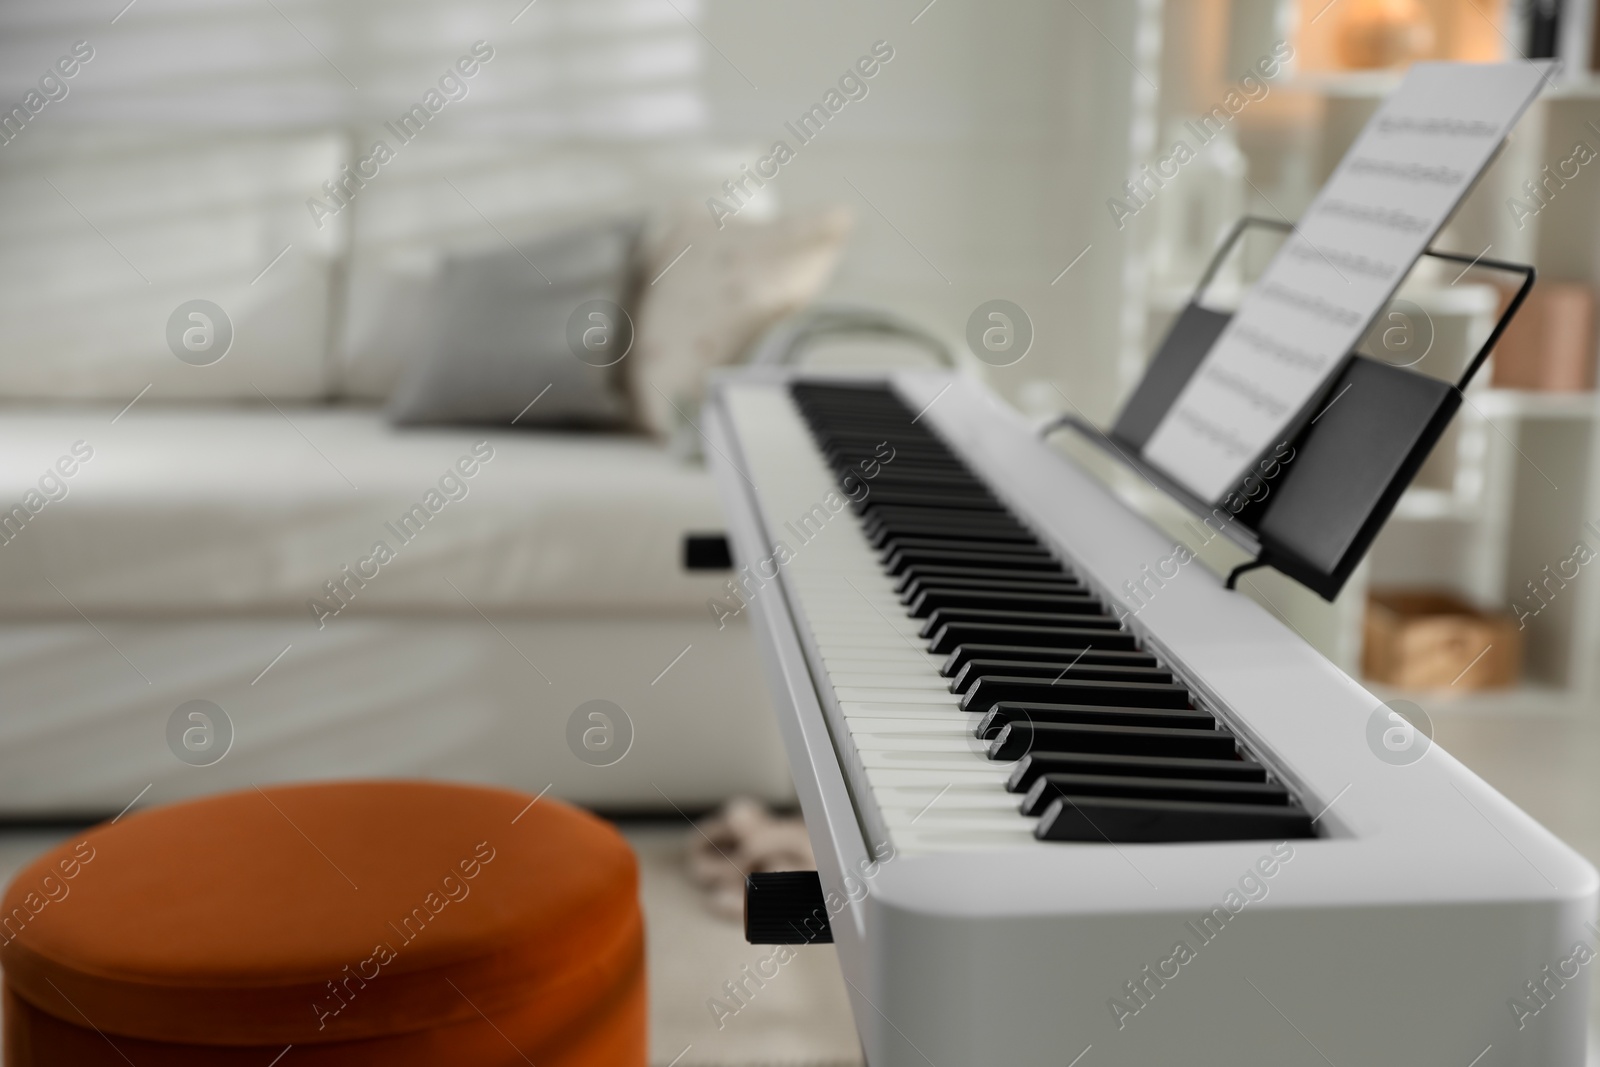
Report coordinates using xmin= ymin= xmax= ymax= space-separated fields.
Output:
xmin=1 ymin=706 xmax=1597 ymax=1065
xmin=631 ymin=823 xmax=862 ymax=1067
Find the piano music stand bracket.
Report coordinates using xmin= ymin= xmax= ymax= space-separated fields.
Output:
xmin=1046 ymin=216 xmax=1536 ymax=603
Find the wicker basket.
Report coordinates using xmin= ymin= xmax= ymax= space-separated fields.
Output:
xmin=1363 ymin=589 xmax=1522 ymax=691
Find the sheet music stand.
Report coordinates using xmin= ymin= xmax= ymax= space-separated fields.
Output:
xmin=1050 ymin=216 xmax=1536 ymax=602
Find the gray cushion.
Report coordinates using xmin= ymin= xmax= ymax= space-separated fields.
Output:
xmin=387 ymin=218 xmax=640 ymax=428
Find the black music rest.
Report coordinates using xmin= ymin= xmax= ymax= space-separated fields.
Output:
xmin=1054 ymin=215 xmax=1535 ymax=603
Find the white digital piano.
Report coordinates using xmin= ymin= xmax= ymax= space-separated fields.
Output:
xmin=704 ymin=368 xmax=1598 ymax=1067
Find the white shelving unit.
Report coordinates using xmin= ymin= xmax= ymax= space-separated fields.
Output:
xmin=1278 ymin=0 xmax=1600 ymax=712
xmin=1066 ymin=0 xmax=1600 ymax=707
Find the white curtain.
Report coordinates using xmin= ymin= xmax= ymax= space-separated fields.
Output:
xmin=0 ymin=0 xmax=706 ymax=135
xmin=0 ymin=0 xmax=711 ymax=400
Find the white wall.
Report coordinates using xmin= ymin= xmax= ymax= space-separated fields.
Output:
xmin=0 ymin=0 xmax=1151 ymax=414
xmin=701 ymin=0 xmax=1153 ymax=419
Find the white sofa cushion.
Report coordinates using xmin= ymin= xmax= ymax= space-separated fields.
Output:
xmin=0 ymin=406 xmax=732 ymax=618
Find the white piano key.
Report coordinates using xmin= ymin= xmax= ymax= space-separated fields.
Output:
xmin=834 ymin=687 xmax=960 ymax=705
xmin=880 ymin=811 xmax=1042 ymax=833
xmin=801 ymin=599 xmax=908 ymax=613
xmin=849 ymin=732 xmax=975 ymax=750
xmin=802 ymin=605 xmax=906 ymax=618
xmin=794 ymin=580 xmax=899 ymax=593
xmin=809 ymin=623 xmax=924 ymax=641
xmin=814 ymin=636 xmax=929 ymax=651
xmin=856 ymin=751 xmax=1002 ymax=772
xmin=802 ymin=598 xmax=909 ymax=614
xmin=829 ymin=674 xmax=951 ymax=690
xmin=837 ymin=709 xmax=980 ymax=729
xmin=823 ymin=655 xmax=942 ymax=672
xmin=803 ymin=603 xmax=905 ymax=616
xmin=807 ymin=623 xmax=920 ymax=639
xmin=823 ymin=645 xmax=935 ymax=659
xmin=888 ymin=827 xmax=1041 ymax=854
xmin=857 ymin=767 xmax=1012 ymax=788
xmin=861 ymin=753 xmax=1024 ymax=775
xmin=840 ymin=700 xmax=967 ymax=717
xmin=794 ymin=586 xmax=902 ymax=602
xmin=873 ymin=788 xmax=1023 ymax=811
xmin=819 ymin=648 xmax=930 ymax=663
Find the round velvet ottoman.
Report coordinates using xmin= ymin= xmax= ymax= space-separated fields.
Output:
xmin=0 ymin=781 xmax=645 ymax=1065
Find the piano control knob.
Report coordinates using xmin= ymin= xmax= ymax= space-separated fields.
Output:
xmin=744 ymin=871 xmax=834 ymax=945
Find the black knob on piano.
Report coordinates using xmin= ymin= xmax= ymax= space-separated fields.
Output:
xmin=744 ymin=871 xmax=833 ymax=944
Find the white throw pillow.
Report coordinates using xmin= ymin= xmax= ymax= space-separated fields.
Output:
xmin=627 ymin=205 xmax=853 ymax=438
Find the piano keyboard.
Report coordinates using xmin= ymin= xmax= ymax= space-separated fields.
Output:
xmin=783 ymin=382 xmax=1314 ymax=853
xmin=705 ymin=370 xmax=1597 ymax=1066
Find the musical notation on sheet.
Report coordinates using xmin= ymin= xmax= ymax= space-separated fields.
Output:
xmin=1144 ymin=62 xmax=1552 ymax=503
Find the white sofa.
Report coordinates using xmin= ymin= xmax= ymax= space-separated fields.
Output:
xmin=0 ymin=135 xmax=790 ymax=815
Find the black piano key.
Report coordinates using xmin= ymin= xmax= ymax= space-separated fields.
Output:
xmin=866 ymin=511 xmax=1029 ymax=532
xmin=859 ymin=484 xmax=994 ymax=501
xmin=922 ymin=609 xmax=1121 ymax=637
xmin=819 ymin=431 xmax=940 ymax=444
xmin=863 ymin=506 xmax=1021 ymax=527
xmin=875 ymin=532 xmax=1039 ymax=554
xmin=870 ymin=519 xmax=1020 ymax=540
xmin=859 ymin=491 xmax=1004 ymax=511
xmin=951 ymin=659 xmax=1173 ymax=694
xmin=839 ymin=468 xmax=976 ymax=483
xmin=849 ymin=463 xmax=968 ymax=477
xmin=949 ymin=655 xmax=1165 ymax=688
xmin=962 ymin=676 xmax=1192 ymax=713
xmin=1021 ymin=774 xmax=1292 ymax=816
xmin=899 ymin=574 xmax=1078 ymax=602
xmin=884 ymin=538 xmax=1055 ymax=561
xmin=977 ymin=702 xmax=1213 ymax=738
xmin=817 ymin=427 xmax=944 ymax=438
xmin=854 ymin=472 xmax=979 ymax=487
xmin=907 ymin=589 xmax=1110 ymax=619
xmin=815 ymin=430 xmax=931 ymax=441
xmin=854 ymin=475 xmax=983 ymax=490
xmin=809 ymin=408 xmax=935 ymax=420
xmin=820 ymin=442 xmax=955 ymax=458
xmin=899 ymin=571 xmax=1075 ymax=595
xmin=865 ymin=504 xmax=1010 ymax=519
xmin=896 ymin=566 xmax=1078 ymax=593
xmin=880 ymin=536 xmax=1045 ymax=559
xmin=941 ymin=644 xmax=1159 ymax=677
xmin=822 ymin=439 xmax=956 ymax=452
xmin=876 ymin=524 xmax=1036 ymax=543
xmin=885 ymin=548 xmax=1061 ymax=576
xmin=986 ymin=721 xmax=1237 ymax=761
xmin=927 ymin=623 xmax=1137 ymax=655
xmin=1007 ymin=752 xmax=1269 ymax=792
xmin=1034 ymin=795 xmax=1314 ymax=842
xmin=845 ymin=471 xmax=976 ymax=485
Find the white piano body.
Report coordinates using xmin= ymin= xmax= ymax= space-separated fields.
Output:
xmin=703 ymin=369 xmax=1598 ymax=1067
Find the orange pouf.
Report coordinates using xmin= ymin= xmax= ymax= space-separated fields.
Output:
xmin=0 ymin=781 xmax=645 ymax=1065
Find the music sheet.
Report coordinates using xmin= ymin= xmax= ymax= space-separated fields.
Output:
xmin=1143 ymin=62 xmax=1552 ymax=504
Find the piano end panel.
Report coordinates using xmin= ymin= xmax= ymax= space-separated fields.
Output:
xmin=863 ymin=892 xmax=1591 ymax=1066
